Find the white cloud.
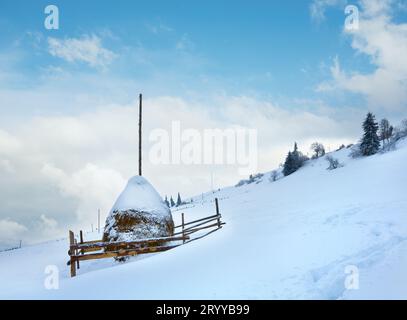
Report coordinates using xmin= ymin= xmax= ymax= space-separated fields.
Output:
xmin=360 ymin=0 xmax=393 ymax=17
xmin=48 ymin=34 xmax=116 ymax=68
xmin=41 ymin=163 xmax=126 ymax=223
xmin=0 ymin=219 xmax=27 ymax=241
xmin=146 ymin=22 xmax=173 ymax=34
xmin=317 ymin=0 xmax=407 ymax=112
xmin=32 ymin=214 xmax=64 ymax=240
xmin=0 ymin=159 xmax=14 ymax=173
xmin=0 ymin=129 xmax=21 ymax=155
xmin=176 ymin=34 xmax=194 ymax=51
xmin=310 ymin=0 xmax=347 ymax=22
xmin=39 ymin=214 xmax=58 ymax=230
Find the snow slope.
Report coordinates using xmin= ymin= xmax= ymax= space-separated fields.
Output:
xmin=1 ymin=139 xmax=406 ymax=299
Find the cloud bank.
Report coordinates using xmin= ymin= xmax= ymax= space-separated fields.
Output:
xmin=317 ymin=0 xmax=407 ymax=113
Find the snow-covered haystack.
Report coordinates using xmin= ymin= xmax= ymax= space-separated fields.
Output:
xmin=103 ymin=176 xmax=174 ymax=243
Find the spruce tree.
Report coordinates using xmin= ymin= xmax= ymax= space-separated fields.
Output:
xmin=283 ymin=142 xmax=308 ymax=176
xmin=360 ymin=112 xmax=380 ymax=156
xmin=176 ymin=192 xmax=182 ymax=207
xmin=283 ymin=151 xmax=295 ymax=176
xmin=170 ymin=196 xmax=175 ymax=207
xmin=292 ymin=142 xmax=301 ymax=170
xmin=164 ymin=196 xmax=170 ymax=207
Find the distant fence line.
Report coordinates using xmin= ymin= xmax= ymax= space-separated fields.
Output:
xmin=0 ymin=240 xmax=22 ymax=252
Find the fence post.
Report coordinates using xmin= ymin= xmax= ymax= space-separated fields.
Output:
xmin=215 ymin=198 xmax=221 ymax=228
xmin=79 ymin=230 xmax=84 ymax=256
xmin=74 ymin=239 xmax=80 ymax=270
xmin=182 ymin=213 xmax=185 ymax=244
xmin=69 ymin=230 xmax=76 ymax=277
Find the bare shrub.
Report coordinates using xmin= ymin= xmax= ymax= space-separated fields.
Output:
xmin=326 ymin=155 xmax=343 ymax=170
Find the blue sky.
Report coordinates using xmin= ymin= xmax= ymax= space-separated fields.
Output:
xmin=0 ymin=0 xmax=375 ymax=112
xmin=0 ymin=0 xmax=406 ymax=243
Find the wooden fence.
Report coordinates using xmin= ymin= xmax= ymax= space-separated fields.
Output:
xmin=68 ymin=198 xmax=225 ymax=277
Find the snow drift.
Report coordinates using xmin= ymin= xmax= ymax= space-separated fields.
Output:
xmin=103 ymin=176 xmax=174 ymax=243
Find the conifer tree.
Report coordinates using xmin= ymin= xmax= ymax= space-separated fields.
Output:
xmin=283 ymin=151 xmax=295 ymax=176
xmin=176 ymin=192 xmax=182 ymax=207
xmin=360 ymin=113 xmax=380 ymax=156
xmin=283 ymin=142 xmax=308 ymax=176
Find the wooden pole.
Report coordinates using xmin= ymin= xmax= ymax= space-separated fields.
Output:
xmin=79 ymin=230 xmax=84 ymax=256
xmin=72 ymin=235 xmax=189 ymax=251
xmin=173 ymin=213 xmax=219 ymax=229
xmin=181 ymin=213 xmax=185 ymax=244
xmin=69 ymin=231 xmax=76 ymax=277
xmin=138 ymin=93 xmax=143 ymax=176
xmin=75 ymin=239 xmax=80 ymax=269
xmin=73 ymin=245 xmax=180 ymax=261
xmin=176 ymin=216 xmax=219 ymax=234
xmin=215 ymin=198 xmax=221 ymax=228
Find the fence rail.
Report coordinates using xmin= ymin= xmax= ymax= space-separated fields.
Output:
xmin=68 ymin=198 xmax=225 ymax=277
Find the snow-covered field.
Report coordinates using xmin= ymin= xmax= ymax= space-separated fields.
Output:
xmin=1 ymin=139 xmax=406 ymax=299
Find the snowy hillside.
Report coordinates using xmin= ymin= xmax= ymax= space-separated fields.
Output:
xmin=1 ymin=139 xmax=407 ymax=299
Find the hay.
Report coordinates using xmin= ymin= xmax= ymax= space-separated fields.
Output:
xmin=103 ymin=176 xmax=174 ymax=258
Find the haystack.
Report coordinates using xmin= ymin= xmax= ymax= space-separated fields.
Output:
xmin=103 ymin=176 xmax=174 ymax=243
